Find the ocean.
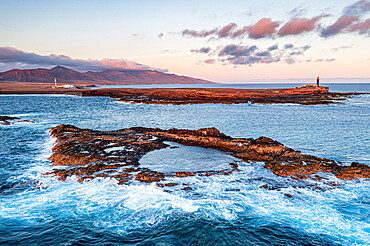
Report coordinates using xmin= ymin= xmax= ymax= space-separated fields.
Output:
xmin=0 ymin=83 xmax=369 ymax=245
xmin=92 ymin=82 xmax=370 ymax=93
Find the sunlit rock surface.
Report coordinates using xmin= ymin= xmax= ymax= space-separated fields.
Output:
xmin=81 ymin=86 xmax=365 ymax=105
xmin=47 ymin=124 xmax=370 ymax=187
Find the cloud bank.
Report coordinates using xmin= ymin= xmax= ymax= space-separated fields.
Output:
xmin=320 ymin=15 xmax=360 ymax=37
xmin=320 ymin=0 xmax=370 ymax=37
xmin=181 ymin=1 xmax=370 ymax=40
xmin=209 ymin=44 xmax=314 ymax=66
xmin=197 ymin=43 xmax=334 ymax=66
xmin=0 ymin=47 xmax=158 ymax=72
xmin=343 ymin=0 xmax=370 ymax=16
xmin=181 ymin=15 xmax=328 ymax=39
xmin=277 ymin=14 xmax=329 ymax=36
xmin=182 ymin=19 xmax=281 ymax=40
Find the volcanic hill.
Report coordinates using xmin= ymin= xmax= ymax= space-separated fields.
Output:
xmin=0 ymin=66 xmax=212 ymax=85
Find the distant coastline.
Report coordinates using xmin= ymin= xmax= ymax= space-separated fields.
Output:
xmin=0 ymin=82 xmax=367 ymax=105
xmin=0 ymin=66 xmax=214 ymax=85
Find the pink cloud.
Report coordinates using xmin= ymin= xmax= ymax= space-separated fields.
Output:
xmin=321 ymin=15 xmax=360 ymax=37
xmin=348 ymin=18 xmax=370 ymax=33
xmin=248 ymin=18 xmax=280 ymax=39
xmin=231 ymin=26 xmax=250 ymax=38
xmin=218 ymin=23 xmax=237 ymax=37
xmin=181 ymin=19 xmax=279 ymax=39
xmin=204 ymin=59 xmax=216 ymax=64
xmin=180 ymin=4 xmax=369 ymax=41
xmin=277 ymin=14 xmax=329 ymax=36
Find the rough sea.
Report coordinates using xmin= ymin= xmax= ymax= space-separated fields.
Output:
xmin=0 ymin=83 xmax=369 ymax=245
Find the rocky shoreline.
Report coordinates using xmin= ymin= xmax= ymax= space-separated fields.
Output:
xmin=1 ymin=82 xmax=366 ymax=105
xmin=46 ymin=124 xmax=370 ymax=189
xmin=81 ymin=86 xmax=364 ymax=105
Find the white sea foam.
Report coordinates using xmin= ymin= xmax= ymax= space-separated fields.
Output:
xmin=1 ymin=143 xmax=369 ymax=244
xmin=104 ymin=146 xmax=128 ymax=153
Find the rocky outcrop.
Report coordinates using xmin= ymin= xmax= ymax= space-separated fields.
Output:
xmin=46 ymin=124 xmax=369 ymax=187
xmin=81 ymin=86 xmax=364 ymax=105
xmin=48 ymin=124 xmax=169 ymax=184
xmin=0 ymin=116 xmax=34 ymax=125
xmin=0 ymin=116 xmax=19 ymax=125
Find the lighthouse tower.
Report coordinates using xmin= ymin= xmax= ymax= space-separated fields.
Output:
xmin=52 ymin=78 xmax=58 ymax=89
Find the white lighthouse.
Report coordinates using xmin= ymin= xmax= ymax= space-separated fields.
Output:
xmin=52 ymin=77 xmax=58 ymax=89
xmin=52 ymin=77 xmax=76 ymax=89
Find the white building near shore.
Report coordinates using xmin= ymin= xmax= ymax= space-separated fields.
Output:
xmin=52 ymin=78 xmax=77 ymax=89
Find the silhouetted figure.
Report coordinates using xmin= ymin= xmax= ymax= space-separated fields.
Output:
xmin=316 ymin=76 xmax=320 ymax=86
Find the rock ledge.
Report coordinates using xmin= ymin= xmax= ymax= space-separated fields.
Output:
xmin=46 ymin=124 xmax=370 ymax=187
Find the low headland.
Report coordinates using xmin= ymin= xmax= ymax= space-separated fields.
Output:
xmin=0 ymin=81 xmax=366 ymax=105
xmin=80 ymin=85 xmax=355 ymax=105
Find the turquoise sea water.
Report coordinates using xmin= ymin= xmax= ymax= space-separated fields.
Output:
xmin=0 ymin=83 xmax=369 ymax=245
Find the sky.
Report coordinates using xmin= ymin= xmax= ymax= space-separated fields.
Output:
xmin=0 ymin=0 xmax=369 ymax=83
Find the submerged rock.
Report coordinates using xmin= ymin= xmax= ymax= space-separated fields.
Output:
xmin=0 ymin=116 xmax=34 ymax=125
xmin=46 ymin=124 xmax=370 ymax=187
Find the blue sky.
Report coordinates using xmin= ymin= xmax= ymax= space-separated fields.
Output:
xmin=0 ymin=0 xmax=369 ymax=82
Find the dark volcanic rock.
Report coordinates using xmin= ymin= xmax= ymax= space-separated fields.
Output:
xmin=0 ymin=116 xmax=34 ymax=125
xmin=80 ymin=86 xmax=365 ymax=105
xmin=46 ymin=124 xmax=370 ymax=187
xmin=0 ymin=116 xmax=18 ymax=125
xmin=48 ymin=124 xmax=168 ymax=183
xmin=285 ymin=193 xmax=293 ymax=198
xmin=0 ymin=83 xmax=364 ymax=106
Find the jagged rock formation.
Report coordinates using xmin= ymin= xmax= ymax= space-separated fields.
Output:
xmin=46 ymin=124 xmax=370 ymax=187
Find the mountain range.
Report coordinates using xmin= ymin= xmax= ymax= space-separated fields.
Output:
xmin=0 ymin=66 xmax=213 ymax=84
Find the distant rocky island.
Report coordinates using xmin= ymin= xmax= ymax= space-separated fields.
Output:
xmin=0 ymin=65 xmax=212 ymax=85
xmin=82 ymin=86 xmax=347 ymax=105
xmin=0 ymin=82 xmax=365 ymax=105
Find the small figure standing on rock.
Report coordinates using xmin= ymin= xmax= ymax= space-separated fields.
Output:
xmin=316 ymin=76 xmax=320 ymax=87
